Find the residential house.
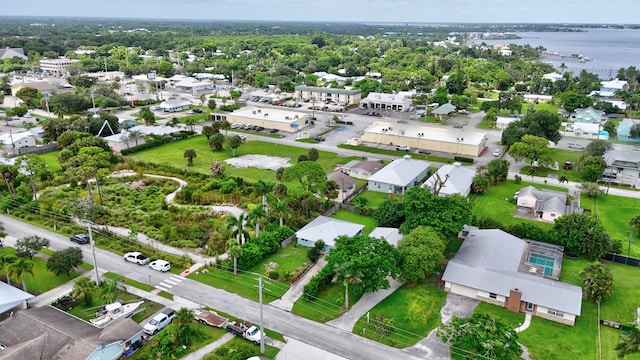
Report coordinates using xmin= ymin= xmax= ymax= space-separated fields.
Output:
xmin=327 ymin=171 xmax=356 ymax=202
xmin=294 ymin=86 xmax=362 ymax=106
xmin=361 ymin=92 xmax=412 ymax=112
xmin=340 ymin=160 xmax=384 ymax=179
xmin=442 ymin=228 xmax=582 ymax=326
xmin=367 ymin=155 xmax=430 ymax=195
xmin=565 ymin=122 xmax=609 ymax=140
xmin=571 ymin=107 xmax=605 ymax=124
xmin=0 ymin=47 xmax=28 ymax=60
xmin=599 ymin=78 xmax=628 ymax=96
xmin=312 ymin=72 xmax=348 ymax=86
xmin=516 ymin=185 xmax=581 ymax=223
xmin=616 ymin=118 xmax=640 ymax=143
xmin=422 ymin=162 xmax=475 ymax=197
xmin=369 ymin=227 xmax=402 ymax=247
xmin=603 ymin=149 xmax=640 ymax=178
xmin=158 ymin=99 xmax=192 ymax=112
xmin=0 ymin=281 xmax=33 ymax=313
xmin=0 ymin=131 xmax=37 ymax=153
xmin=295 ymin=215 xmax=364 ymax=251
xmin=524 ymin=94 xmax=553 ymax=104
xmin=0 ymin=306 xmax=143 ymax=360
xmin=542 ymin=72 xmax=564 ymax=83
xmin=496 ymin=116 xmax=519 ymax=130
xmin=104 ymin=125 xmax=183 ymax=154
xmin=431 ymin=103 xmax=457 ymax=121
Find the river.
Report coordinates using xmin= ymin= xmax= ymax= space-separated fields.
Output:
xmin=469 ymin=28 xmax=640 ymax=79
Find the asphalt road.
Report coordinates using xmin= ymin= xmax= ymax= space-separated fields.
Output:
xmin=0 ymin=214 xmax=422 ymax=360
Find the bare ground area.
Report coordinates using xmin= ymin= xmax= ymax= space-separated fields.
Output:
xmin=224 ymin=154 xmax=292 ymax=170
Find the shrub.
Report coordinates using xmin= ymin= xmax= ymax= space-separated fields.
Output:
xmin=453 ymin=156 xmax=474 ymax=164
xmin=303 ymin=265 xmax=333 ymax=300
xmin=266 ymin=269 xmax=280 ymax=280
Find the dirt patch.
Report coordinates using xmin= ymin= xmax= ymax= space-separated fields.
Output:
xmin=224 ymin=154 xmax=291 ymax=171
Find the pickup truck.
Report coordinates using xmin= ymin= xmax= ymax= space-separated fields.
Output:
xmin=226 ymin=321 xmax=265 ymax=344
xmin=123 ymin=252 xmax=150 ymax=265
xmin=193 ymin=309 xmax=228 ymax=328
xmin=143 ymin=308 xmax=175 ymax=335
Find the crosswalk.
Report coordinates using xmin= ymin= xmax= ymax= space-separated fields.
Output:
xmin=155 ymin=274 xmax=185 ymax=292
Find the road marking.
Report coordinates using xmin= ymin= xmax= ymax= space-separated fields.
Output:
xmin=155 ymin=284 xmax=170 ymax=291
xmin=163 ymin=278 xmax=180 ymax=285
xmin=170 ymin=275 xmax=184 ymax=282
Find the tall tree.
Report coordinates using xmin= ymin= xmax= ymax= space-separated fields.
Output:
xmin=282 ymin=161 xmax=327 ymax=193
xmin=373 ymin=198 xmax=405 ymax=228
xmin=247 ymin=204 xmax=267 ymax=237
xmin=553 ymin=213 xmax=612 ymax=260
xmin=7 ymin=256 xmax=34 ymax=292
xmin=183 ymin=149 xmax=197 ymax=166
xmin=174 ymin=307 xmax=198 ymax=346
xmin=438 ymin=314 xmax=522 ymax=360
xmin=308 ymin=148 xmax=319 ymax=162
xmin=46 ymin=247 xmax=83 ymax=276
xmin=332 ymin=261 xmax=362 ymax=309
xmin=0 ymin=164 xmax=19 ymax=198
xmin=18 ymin=154 xmax=47 ymax=202
xmin=61 ymin=146 xmax=112 ymax=203
xmin=226 ymin=213 xmax=250 ymax=245
xmin=202 ymin=125 xmax=216 ymax=140
xmin=16 ymin=236 xmax=49 ymax=260
xmin=508 ymin=135 xmax=553 ymax=169
xmin=226 ymin=135 xmax=243 ymax=157
xmin=616 ymin=325 xmax=640 ymax=358
xmin=254 ymin=180 xmax=274 ymax=208
xmin=579 ymin=261 xmax=614 ymax=303
xmin=71 ymin=276 xmax=98 ymax=305
xmin=209 ymin=133 xmax=225 ymax=151
xmin=400 ymin=187 xmax=472 ymax=238
xmin=501 ymin=110 xmax=561 ymax=147
xmin=630 ymin=214 xmax=640 ymax=236
xmin=227 ymin=239 xmax=242 ymax=276
xmin=397 ymin=226 xmax=446 ymax=283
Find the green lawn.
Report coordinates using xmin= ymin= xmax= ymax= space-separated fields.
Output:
xmin=351 ymin=190 xmax=396 ymax=209
xmin=470 ymin=180 xmax=564 ymax=227
xmin=475 ymin=259 xmax=640 ymax=360
xmin=39 ymin=150 xmax=62 ymax=172
xmin=580 ymin=194 xmax=640 ymax=257
xmin=204 ymin=336 xmax=280 ymax=360
xmin=248 ymin=242 xmax=310 ymax=281
xmin=291 ymin=280 xmax=361 ymax=323
xmin=0 ymin=247 xmax=81 ymax=294
xmin=330 ymin=210 xmax=378 ymax=235
xmin=189 ymin=266 xmax=289 ymax=303
xmin=352 ymin=282 xmax=447 ymax=348
xmin=127 ymin=136 xmax=360 ymax=184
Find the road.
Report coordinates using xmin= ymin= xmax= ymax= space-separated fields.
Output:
xmin=0 ymin=215 xmax=422 ymax=360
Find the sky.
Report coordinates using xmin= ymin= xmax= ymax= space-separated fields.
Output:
xmin=4 ymin=0 xmax=640 ymax=24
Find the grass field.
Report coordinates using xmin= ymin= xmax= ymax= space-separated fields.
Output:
xmin=248 ymin=242 xmax=310 ymax=280
xmin=330 ymin=210 xmax=378 ymax=235
xmin=580 ymin=194 xmax=640 ymax=257
xmin=203 ymin=336 xmax=280 ymax=359
xmin=127 ymin=136 xmax=360 ymax=184
xmin=39 ymin=150 xmax=62 ymax=172
xmin=351 ymin=190 xmax=396 ymax=209
xmin=352 ymin=281 xmax=447 ymax=348
xmin=291 ymin=280 xmax=361 ymax=323
xmin=470 ymin=180 xmax=565 ymax=227
xmin=0 ymin=247 xmax=80 ymax=294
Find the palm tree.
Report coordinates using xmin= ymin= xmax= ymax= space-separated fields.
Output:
xmin=7 ymin=256 xmax=34 ymax=292
xmin=221 ymin=120 xmax=231 ymax=136
xmin=72 ymin=276 xmax=98 ymax=305
xmin=616 ymin=325 xmax=640 ymax=358
xmin=332 ymin=261 xmax=362 ymax=310
xmin=183 ymin=148 xmax=197 ymax=166
xmin=184 ymin=118 xmax=196 ymax=132
xmin=630 ymin=214 xmax=640 ymax=236
xmin=226 ymin=213 xmax=250 ymax=245
xmin=227 ymin=239 xmax=243 ymax=276
xmin=268 ymin=195 xmax=292 ymax=227
xmin=247 ymin=204 xmax=267 ymax=237
xmin=559 ymin=175 xmax=569 ymax=184
xmin=174 ymin=307 xmax=197 ymax=346
xmin=202 ymin=125 xmax=215 ymax=141
xmin=254 ymin=180 xmax=274 ymax=210
xmin=99 ymin=278 xmax=119 ymax=303
xmin=0 ymin=254 xmax=16 ymax=285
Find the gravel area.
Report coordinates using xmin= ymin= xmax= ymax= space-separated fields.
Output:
xmin=224 ymin=154 xmax=291 ymax=170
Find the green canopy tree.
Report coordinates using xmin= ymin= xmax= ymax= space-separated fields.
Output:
xmin=373 ymin=198 xmax=405 ymax=228
xmin=552 ymin=213 xmax=612 ymax=260
xmin=16 ymin=236 xmax=49 ymax=260
xmin=209 ymin=133 xmax=225 ymax=151
xmin=282 ymin=161 xmax=327 ymax=193
xmin=247 ymin=204 xmax=267 ymax=237
xmin=46 ymin=247 xmax=83 ymax=276
xmin=630 ymin=214 xmax=640 ymax=236
xmin=400 ymin=187 xmax=472 ymax=238
xmin=18 ymin=154 xmax=47 ymax=202
xmin=226 ymin=135 xmax=243 ymax=157
xmin=226 ymin=213 xmax=250 ymax=245
xmin=501 ymin=110 xmax=562 ymax=147
xmin=202 ymin=125 xmax=216 ymax=140
xmin=438 ymin=314 xmax=522 ymax=360
xmin=508 ymin=135 xmax=553 ymax=169
xmin=397 ymin=226 xmax=446 ymax=283
xmin=616 ymin=325 xmax=640 ymax=358
xmin=579 ymin=261 xmax=613 ymax=302
xmin=61 ymin=146 xmax=112 ymax=204
xmin=71 ymin=276 xmax=98 ymax=305
xmin=227 ymin=239 xmax=243 ymax=276
xmin=308 ymin=148 xmax=319 ymax=162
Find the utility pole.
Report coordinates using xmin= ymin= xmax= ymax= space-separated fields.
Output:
xmin=258 ymin=276 xmax=265 ymax=354
xmin=87 ymin=222 xmax=100 ymax=287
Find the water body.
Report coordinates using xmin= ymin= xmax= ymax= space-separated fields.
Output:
xmin=469 ymin=28 xmax=640 ymax=79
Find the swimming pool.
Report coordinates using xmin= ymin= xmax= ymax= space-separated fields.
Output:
xmin=528 ymin=253 xmax=555 ymax=276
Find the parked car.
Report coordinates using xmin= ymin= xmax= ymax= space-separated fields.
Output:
xmin=269 ymin=129 xmax=279 ymax=133
xmin=313 ymin=136 xmax=325 ymax=142
xmin=226 ymin=321 xmax=265 ymax=344
xmin=239 ymin=135 xmax=247 ymax=141
xmin=143 ymin=308 xmax=176 ymax=335
xmin=70 ymin=234 xmax=89 ymax=245
xmin=396 ymin=145 xmax=410 ymax=151
xmin=418 ymin=149 xmax=431 ymax=155
xmin=492 ymin=149 xmax=501 ymax=157
xmin=124 ymin=252 xmax=150 ymax=265
xmin=192 ymin=109 xmax=203 ymax=113
xmin=186 ymin=110 xmax=194 ymax=114
xmin=563 ymin=161 xmax=573 ymax=170
xmin=149 ymin=259 xmax=171 ymax=272
xmin=602 ymin=170 xmax=617 ymax=179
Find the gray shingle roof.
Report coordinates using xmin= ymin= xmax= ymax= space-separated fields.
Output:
xmin=295 ymin=216 xmax=364 ymax=247
xmin=422 ymin=163 xmax=475 ymax=196
xmin=367 ymin=156 xmax=430 ymax=187
xmin=603 ymin=149 xmax=640 ymax=168
xmin=519 ymin=185 xmax=568 ymax=213
xmin=327 ymin=171 xmax=355 ymax=190
xmin=442 ymin=229 xmax=582 ymax=315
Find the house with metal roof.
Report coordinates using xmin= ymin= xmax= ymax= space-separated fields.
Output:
xmin=0 ymin=306 xmax=143 ymax=360
xmin=0 ymin=281 xmax=33 ymax=313
xmin=295 ymin=216 xmax=364 ymax=251
xmin=367 ymin=155 xmax=430 ymax=195
xmin=565 ymin=122 xmax=609 ymax=140
xmin=422 ymin=162 xmax=475 ymax=197
xmin=603 ymin=149 xmax=640 ymax=178
xmin=442 ymin=229 xmax=582 ymax=326
xmin=159 ymin=99 xmax=192 ymax=112
xmin=617 ymin=118 xmax=640 ymax=143
xmin=361 ymin=92 xmax=412 ymax=112
xmin=571 ymin=107 xmax=605 ymax=124
xmin=0 ymin=131 xmax=37 ymax=153
xmin=515 ymin=185 xmax=581 ymax=223
xmin=369 ymin=227 xmax=402 ymax=247
xmin=431 ymin=103 xmax=457 ymax=120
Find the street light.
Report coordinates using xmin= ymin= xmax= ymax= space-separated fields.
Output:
xmin=86 ymin=221 xmax=101 ymax=287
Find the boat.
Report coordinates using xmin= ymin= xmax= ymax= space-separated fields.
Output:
xmin=90 ymin=300 xmax=144 ymax=328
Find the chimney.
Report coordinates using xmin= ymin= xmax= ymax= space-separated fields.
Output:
xmin=507 ymin=288 xmax=522 ymax=312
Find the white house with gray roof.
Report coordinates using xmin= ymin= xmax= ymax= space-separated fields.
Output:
xmin=367 ymin=155 xmax=430 ymax=195
xmin=369 ymin=227 xmax=402 ymax=247
xmin=295 ymin=216 xmax=364 ymax=251
xmin=422 ymin=162 xmax=475 ymax=197
xmin=603 ymin=149 xmax=640 ymax=178
xmin=516 ymin=185 xmax=580 ymax=223
xmin=442 ymin=229 xmax=582 ymax=326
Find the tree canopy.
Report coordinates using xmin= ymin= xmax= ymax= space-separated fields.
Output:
xmin=397 ymin=226 xmax=446 ymax=283
xmin=282 ymin=161 xmax=327 ymax=193
xmin=552 ymin=213 xmax=613 ymax=260
xmin=579 ymin=261 xmax=614 ymax=303
xmin=501 ymin=110 xmax=561 ymax=147
xmin=46 ymin=247 xmax=84 ymax=276
xmin=508 ymin=134 xmax=553 ymax=168
xmin=400 ymin=187 xmax=472 ymax=238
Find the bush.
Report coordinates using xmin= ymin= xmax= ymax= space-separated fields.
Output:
xmin=514 ymin=175 xmax=522 ymax=184
xmin=266 ymin=269 xmax=280 ymax=280
xmin=453 ymin=156 xmax=474 ymax=164
xmin=303 ymin=265 xmax=333 ymax=300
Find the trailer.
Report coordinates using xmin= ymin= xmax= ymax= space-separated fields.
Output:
xmin=193 ymin=309 xmax=229 ymax=328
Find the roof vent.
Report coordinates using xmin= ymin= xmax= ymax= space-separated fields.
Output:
xmin=453 ymin=162 xmax=462 ymax=167
xmin=403 ymin=155 xmax=412 ymax=160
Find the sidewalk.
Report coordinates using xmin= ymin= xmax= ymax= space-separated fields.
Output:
xmin=271 ymin=257 xmax=327 ymax=311
xmin=326 ymin=278 xmax=403 ymax=331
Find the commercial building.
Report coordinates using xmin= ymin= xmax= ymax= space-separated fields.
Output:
xmin=214 ymin=107 xmax=307 ymax=133
xmin=294 ymin=86 xmax=362 ymax=106
xmin=360 ymin=121 xmax=488 ymax=157
xmin=39 ymin=58 xmax=79 ymax=76
xmin=361 ymin=92 xmax=412 ymax=112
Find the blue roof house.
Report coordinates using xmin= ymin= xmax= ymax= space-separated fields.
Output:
xmin=617 ymin=118 xmax=640 ymax=143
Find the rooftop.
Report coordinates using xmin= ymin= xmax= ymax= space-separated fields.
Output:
xmin=295 ymin=215 xmax=364 ymax=248
xmin=231 ymin=107 xmax=307 ymax=124
xmin=369 ymin=227 xmax=402 ymax=247
xmin=295 ymin=85 xmax=361 ymax=95
xmin=367 ymin=155 xmax=431 ymax=187
xmin=365 ymin=121 xmax=488 ymax=146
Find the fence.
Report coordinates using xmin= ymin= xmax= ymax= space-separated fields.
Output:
xmin=280 ymin=233 xmax=297 ymax=249
xmin=603 ymin=252 xmax=640 ymax=267
xmin=343 ymin=183 xmax=368 ymax=204
xmin=8 ymin=143 xmax=59 ymax=157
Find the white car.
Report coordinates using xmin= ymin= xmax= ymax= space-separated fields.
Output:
xmin=492 ymin=149 xmax=501 ymax=157
xmin=123 ymin=252 xmax=150 ymax=265
xmin=149 ymin=259 xmax=171 ymax=272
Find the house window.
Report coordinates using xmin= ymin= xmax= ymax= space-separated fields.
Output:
xmin=551 ymin=213 xmax=556 ymax=217
xmin=547 ymin=309 xmax=564 ymax=317
xmin=489 ymin=293 xmax=498 ymax=299
xmin=526 ymin=302 xmax=534 ymax=311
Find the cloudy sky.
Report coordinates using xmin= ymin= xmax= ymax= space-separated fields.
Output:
xmin=4 ymin=0 xmax=639 ymax=24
